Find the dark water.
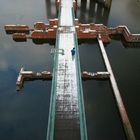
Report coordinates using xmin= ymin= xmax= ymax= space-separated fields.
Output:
xmin=0 ymin=0 xmax=140 ymax=140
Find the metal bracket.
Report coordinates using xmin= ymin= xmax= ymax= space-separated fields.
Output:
xmin=16 ymin=67 xmax=52 ymax=91
xmin=82 ymin=71 xmax=110 ymax=80
xmin=51 ymin=48 xmax=64 ymax=55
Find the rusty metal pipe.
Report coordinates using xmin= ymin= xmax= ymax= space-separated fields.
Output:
xmin=98 ymin=35 xmax=136 ymax=140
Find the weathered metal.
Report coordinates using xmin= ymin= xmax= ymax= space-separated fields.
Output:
xmin=5 ymin=25 xmax=29 ymax=34
xmin=82 ymin=71 xmax=110 ymax=80
xmin=5 ymin=21 xmax=140 ymax=45
xmin=16 ymin=67 xmax=52 ymax=91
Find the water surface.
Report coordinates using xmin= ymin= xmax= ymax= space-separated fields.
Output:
xmin=0 ymin=0 xmax=140 ymax=140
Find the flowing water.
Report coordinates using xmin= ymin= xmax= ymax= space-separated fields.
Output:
xmin=0 ymin=0 xmax=140 ymax=140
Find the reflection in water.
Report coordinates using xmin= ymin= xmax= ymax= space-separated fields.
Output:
xmin=78 ymin=0 xmax=110 ymax=25
xmin=45 ymin=0 xmax=57 ymax=19
xmin=45 ymin=0 xmax=51 ymax=19
xmin=79 ymin=0 xmax=87 ymax=23
xmin=45 ymin=0 xmax=110 ymax=25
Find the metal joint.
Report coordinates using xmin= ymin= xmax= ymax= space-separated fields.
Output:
xmin=16 ymin=67 xmax=52 ymax=91
xmin=51 ymin=48 xmax=64 ymax=55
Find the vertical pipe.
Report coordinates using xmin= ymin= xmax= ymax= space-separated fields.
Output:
xmin=98 ymin=35 xmax=136 ymax=140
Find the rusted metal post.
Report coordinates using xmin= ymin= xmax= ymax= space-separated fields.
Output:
xmin=98 ymin=34 xmax=136 ymax=140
